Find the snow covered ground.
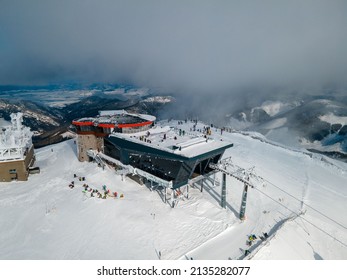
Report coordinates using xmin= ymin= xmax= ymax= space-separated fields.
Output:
xmin=0 ymin=120 xmax=346 ymax=260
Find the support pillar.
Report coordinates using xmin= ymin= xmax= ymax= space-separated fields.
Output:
xmin=200 ymin=179 xmax=204 ymax=192
xmin=239 ymin=183 xmax=249 ymax=220
xmin=171 ymin=188 xmax=175 ymax=208
xmin=221 ymin=173 xmax=226 ymax=209
xmin=213 ymin=172 xmax=216 ymax=187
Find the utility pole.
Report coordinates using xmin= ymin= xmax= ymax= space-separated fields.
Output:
xmin=221 ymin=173 xmax=226 ymax=208
xmin=239 ymin=182 xmax=249 ymax=220
xmin=171 ymin=188 xmax=175 ymax=208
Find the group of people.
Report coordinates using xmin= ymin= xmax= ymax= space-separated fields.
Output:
xmin=84 ymin=184 xmax=106 ymax=199
xmin=86 ymin=184 xmax=124 ymax=199
xmin=68 ymin=175 xmax=124 ymax=200
xmin=243 ymin=232 xmax=269 ymax=257
xmin=246 ymin=234 xmax=258 ymax=246
xmin=74 ymin=174 xmax=86 ymax=181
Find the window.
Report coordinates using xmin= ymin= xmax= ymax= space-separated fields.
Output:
xmin=9 ymin=169 xmax=17 ymax=174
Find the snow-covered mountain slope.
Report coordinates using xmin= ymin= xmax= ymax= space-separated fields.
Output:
xmin=229 ymin=98 xmax=347 ymax=160
xmin=0 ymin=99 xmax=61 ymax=127
xmin=258 ymin=101 xmax=299 ymax=117
xmin=142 ymin=96 xmax=174 ymax=104
xmin=0 ymin=120 xmax=346 ymax=260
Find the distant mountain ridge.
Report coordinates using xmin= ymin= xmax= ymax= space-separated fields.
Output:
xmin=227 ymin=97 xmax=347 ymax=161
xmin=1 ymin=84 xmax=346 ymax=162
xmin=0 ymin=93 xmax=174 ymax=148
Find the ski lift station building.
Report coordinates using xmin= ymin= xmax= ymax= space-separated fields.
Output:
xmin=72 ymin=110 xmax=233 ymax=189
xmin=0 ymin=113 xmax=36 ymax=182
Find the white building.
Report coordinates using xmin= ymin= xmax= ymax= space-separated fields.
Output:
xmin=0 ymin=113 xmax=36 ymax=182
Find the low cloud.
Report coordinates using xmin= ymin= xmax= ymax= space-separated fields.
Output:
xmin=1 ymin=0 xmax=346 ymax=99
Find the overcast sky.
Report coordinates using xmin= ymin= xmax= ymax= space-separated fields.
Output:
xmin=1 ymin=0 xmax=347 ymax=95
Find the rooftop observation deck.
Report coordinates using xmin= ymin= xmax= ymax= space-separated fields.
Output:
xmin=109 ymin=120 xmax=233 ymax=158
xmin=72 ymin=110 xmax=156 ymax=129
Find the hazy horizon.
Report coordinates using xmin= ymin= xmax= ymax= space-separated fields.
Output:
xmin=1 ymin=1 xmax=346 ymax=92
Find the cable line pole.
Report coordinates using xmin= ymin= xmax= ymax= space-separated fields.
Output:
xmin=239 ymin=183 xmax=248 ymax=220
xmin=221 ymin=173 xmax=226 ymax=208
xmin=210 ymin=157 xmax=263 ymax=221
